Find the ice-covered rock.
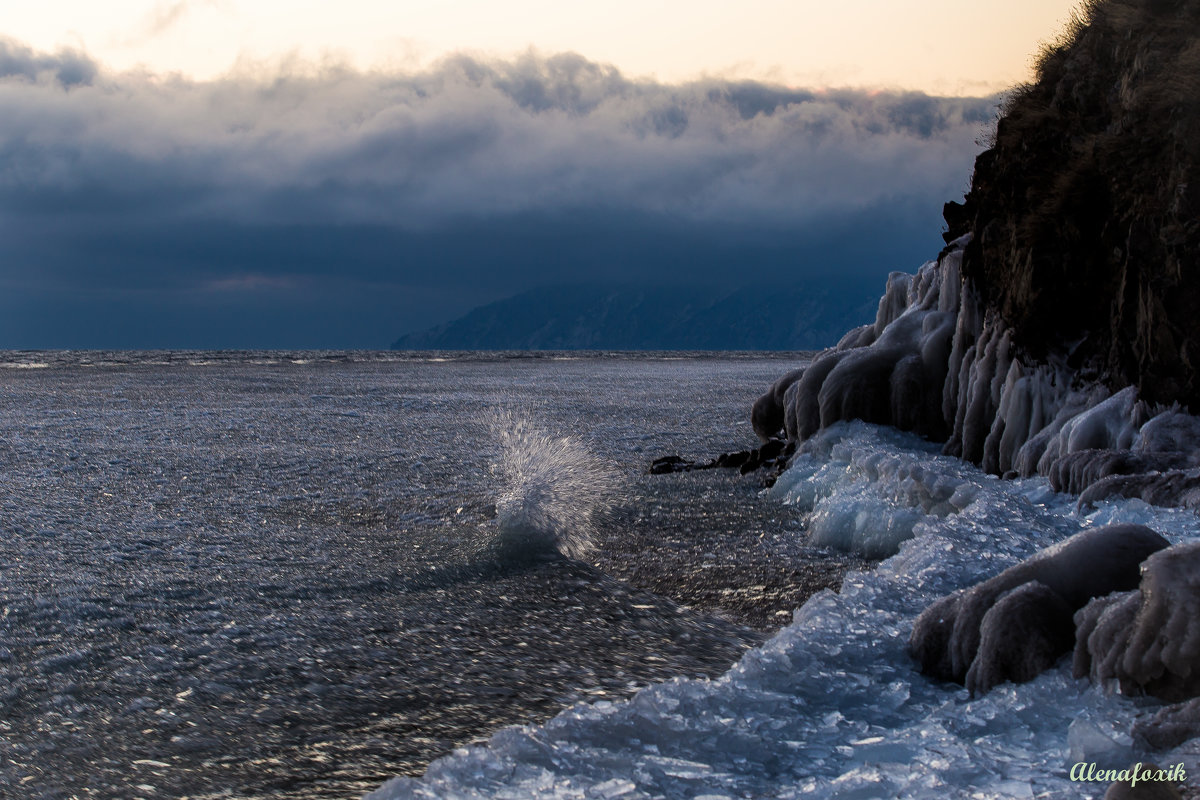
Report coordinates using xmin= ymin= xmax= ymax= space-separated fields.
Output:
xmin=1074 ymin=541 xmax=1200 ymax=702
xmin=1074 ymin=591 xmax=1142 ymax=691
xmin=1133 ymin=698 xmax=1200 ymax=751
xmin=1136 ymin=411 xmax=1200 ymax=461
xmin=754 ymin=248 xmax=961 ymax=446
xmin=911 ymin=524 xmax=1170 ymax=688
xmin=373 ymin=423 xmax=1200 ymax=800
xmin=965 ymin=581 xmax=1076 ymax=696
xmin=1100 ymin=763 xmax=1184 ymax=800
xmin=1046 ymin=450 xmax=1184 ymax=498
xmin=755 ymin=234 xmax=1200 ymax=513
xmin=1078 ymin=470 xmax=1200 ymax=513
xmin=752 ymin=367 xmax=806 ymax=443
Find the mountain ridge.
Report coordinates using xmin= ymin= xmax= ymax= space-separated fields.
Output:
xmin=392 ymin=281 xmax=880 ymax=351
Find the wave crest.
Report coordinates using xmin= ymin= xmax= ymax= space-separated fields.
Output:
xmin=487 ymin=409 xmax=618 ymax=562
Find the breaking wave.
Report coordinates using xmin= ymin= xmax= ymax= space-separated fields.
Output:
xmin=372 ymin=421 xmax=1200 ymax=800
xmin=483 ymin=408 xmax=619 ymax=562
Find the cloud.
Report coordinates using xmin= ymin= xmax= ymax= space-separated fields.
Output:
xmin=118 ymin=1 xmax=227 ymax=47
xmin=0 ymin=42 xmax=997 ymax=346
xmin=0 ymin=38 xmax=97 ymax=87
xmin=138 ymin=1 xmax=204 ymax=40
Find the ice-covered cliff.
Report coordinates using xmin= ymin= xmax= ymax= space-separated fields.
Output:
xmin=755 ymin=0 xmax=1200 ymax=512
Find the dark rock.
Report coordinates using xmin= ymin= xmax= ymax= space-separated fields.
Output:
xmin=955 ymin=1 xmax=1200 ymax=409
xmin=757 ymin=439 xmax=786 ymax=462
xmin=649 ymin=456 xmax=695 ymax=474
xmin=651 ymin=438 xmax=793 ymax=479
xmin=941 ymin=200 xmax=969 ymax=243
xmin=737 ymin=439 xmax=792 ymax=475
xmin=714 ymin=451 xmax=752 ymax=469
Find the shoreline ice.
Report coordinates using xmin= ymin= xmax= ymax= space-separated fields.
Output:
xmin=372 ymin=421 xmax=1200 ymax=799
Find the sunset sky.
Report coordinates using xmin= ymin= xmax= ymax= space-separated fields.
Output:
xmin=9 ymin=0 xmax=1080 ymax=93
xmin=0 ymin=2 xmax=1084 ymax=348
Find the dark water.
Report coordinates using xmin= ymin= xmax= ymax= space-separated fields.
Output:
xmin=0 ymin=351 xmax=862 ymax=799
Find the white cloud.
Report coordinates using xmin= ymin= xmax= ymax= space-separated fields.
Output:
xmin=0 ymin=43 xmax=996 ymax=230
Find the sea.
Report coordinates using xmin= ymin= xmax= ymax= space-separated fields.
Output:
xmin=0 ymin=350 xmax=865 ymax=800
xmin=3 ymin=350 xmax=1199 ymax=800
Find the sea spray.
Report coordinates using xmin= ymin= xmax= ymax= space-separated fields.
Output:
xmin=485 ymin=407 xmax=619 ymax=562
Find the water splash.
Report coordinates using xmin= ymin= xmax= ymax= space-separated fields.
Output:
xmin=484 ymin=408 xmax=619 ymax=562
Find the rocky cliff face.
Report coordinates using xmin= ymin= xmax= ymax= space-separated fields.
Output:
xmin=947 ymin=0 xmax=1200 ymax=407
xmin=755 ymin=0 xmax=1200 ymax=510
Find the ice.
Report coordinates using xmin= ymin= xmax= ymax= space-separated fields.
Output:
xmin=756 ymin=237 xmax=1200 ymax=517
xmin=1074 ymin=542 xmax=1200 ymax=701
xmin=374 ymin=421 xmax=1200 ymax=800
xmin=1068 ymin=717 xmax=1134 ymax=767
xmin=767 ymin=421 xmax=994 ymax=558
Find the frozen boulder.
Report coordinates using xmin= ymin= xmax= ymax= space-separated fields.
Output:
xmin=1132 ymin=698 xmax=1200 ymax=752
xmin=1101 ymin=764 xmax=1184 ymax=800
xmin=1073 ymin=541 xmax=1200 ymax=702
xmin=759 ymin=253 xmax=963 ymax=447
xmin=1078 ymin=469 xmax=1200 ymax=512
xmin=911 ymin=523 xmax=1170 ymax=688
xmin=1137 ymin=410 xmax=1200 ymax=461
xmin=1074 ymin=590 xmax=1142 ymax=692
xmin=965 ymin=580 xmax=1076 ymax=696
xmin=752 ymin=366 xmax=806 ymax=442
xmin=908 ymin=591 xmax=962 ymax=682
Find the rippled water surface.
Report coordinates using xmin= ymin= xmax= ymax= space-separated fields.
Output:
xmin=0 ymin=351 xmax=861 ymax=799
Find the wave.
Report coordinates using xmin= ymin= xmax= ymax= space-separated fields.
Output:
xmin=481 ymin=408 xmax=619 ymax=563
xmin=370 ymin=421 xmax=1200 ymax=799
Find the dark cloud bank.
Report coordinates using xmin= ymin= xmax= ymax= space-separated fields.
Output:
xmin=0 ymin=39 xmax=997 ymax=348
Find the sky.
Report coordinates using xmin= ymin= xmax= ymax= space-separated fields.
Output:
xmin=0 ymin=1 xmax=1083 ymax=349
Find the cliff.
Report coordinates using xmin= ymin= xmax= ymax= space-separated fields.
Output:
xmin=755 ymin=0 xmax=1200 ymax=511
xmin=947 ymin=0 xmax=1200 ymax=407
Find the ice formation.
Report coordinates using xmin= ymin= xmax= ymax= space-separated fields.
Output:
xmin=753 ymin=237 xmax=1200 ymax=517
xmin=371 ymin=424 xmax=1200 ymax=800
xmin=1074 ymin=542 xmax=1200 ymax=702
xmin=965 ymin=580 xmax=1076 ymax=696
xmin=1133 ymin=698 xmax=1200 ymax=751
xmin=748 ymin=218 xmax=1200 ymax=743
xmin=908 ymin=523 xmax=1169 ymax=689
xmin=766 ymin=421 xmax=988 ymax=558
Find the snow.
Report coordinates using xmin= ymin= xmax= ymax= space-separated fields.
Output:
xmin=372 ymin=422 xmax=1200 ymax=800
